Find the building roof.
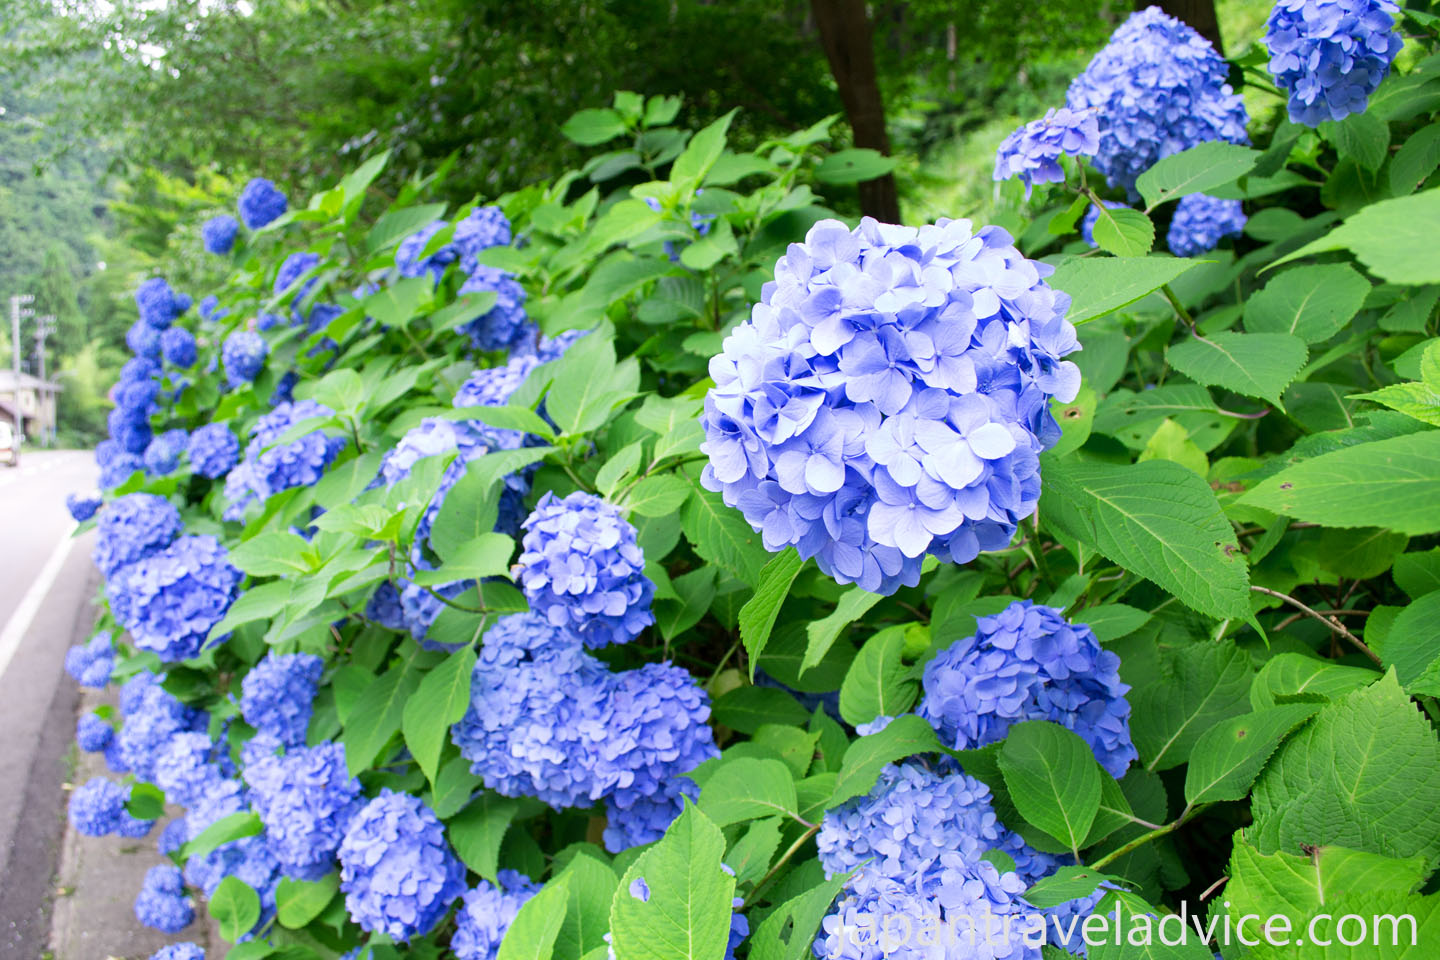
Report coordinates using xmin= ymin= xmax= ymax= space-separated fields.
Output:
xmin=0 ymin=370 xmax=63 ymax=392
xmin=0 ymin=398 xmax=28 ymax=423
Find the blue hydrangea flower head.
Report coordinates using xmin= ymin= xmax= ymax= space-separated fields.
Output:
xmin=240 ymin=652 xmax=324 ymax=746
xmin=603 ymin=776 xmax=699 ymax=852
xmin=70 ymin=777 xmax=129 ymax=836
xmin=365 ymin=579 xmax=407 ymax=630
xmin=817 ymin=762 xmax=1007 ymax=881
xmin=398 ymin=579 xmax=476 ymax=651
xmin=701 ymin=217 xmax=1081 ymax=595
xmin=457 ymin=266 xmax=534 ymax=352
xmin=154 ymin=731 xmax=225 ymax=807
xmin=100 ymin=451 xmax=146 ymax=489
xmin=144 ymin=429 xmax=190 ymax=476
xmin=1066 ymin=6 xmax=1249 ymax=193
xmin=117 ymin=678 xmax=206 ymax=781
xmin=454 ymin=355 xmax=538 ymax=410
xmin=455 ymin=205 xmax=512 ymax=264
xmin=107 ymin=535 xmax=243 ymax=662
xmin=127 ymin=319 xmax=163 ymax=359
xmin=107 ymin=412 xmax=152 ymax=458
xmin=1081 ymin=200 xmax=1131 ymax=248
xmin=337 ymin=789 xmax=466 ymax=942
xmin=516 ymin=491 xmax=656 ymax=648
xmin=187 ymin=423 xmax=240 ymax=479
xmin=1166 ymin=193 xmax=1247 ymax=256
xmin=994 ymin=107 xmax=1100 ymax=194
xmin=120 ymin=670 xmax=161 ymax=714
xmin=135 ymin=278 xmax=178 ymax=330
xmin=159 ymin=817 xmax=189 ymax=856
xmin=175 ymin=292 xmax=192 ymax=315
xmin=93 ymin=493 xmax=181 ymax=577
xmin=396 ymin=221 xmax=459 ymax=284
xmin=66 ymin=632 xmax=114 ymax=687
xmin=181 ymin=778 xmax=280 ymax=918
xmin=202 ymin=214 xmax=239 ymax=255
xmin=222 ymin=331 xmax=268 ymax=386
xmin=120 ymin=356 xmax=162 ymax=383
xmin=117 ymin=809 xmax=158 ymax=838
xmin=77 ymin=712 xmax=114 ymax=752
xmin=199 ymin=295 xmax=223 ymax=322
xmin=245 ymin=741 xmax=364 ymax=880
xmin=593 ymin=661 xmax=719 ymax=809
xmin=134 ymin=864 xmax=194 ymax=933
xmin=276 ymin=252 xmax=321 ymax=302
xmin=451 ymin=870 xmax=541 ymax=960
xmin=223 ymin=400 xmax=346 ymax=520
xmin=534 ymin=329 xmax=590 ymax=364
xmin=451 ymin=613 xmax=615 ymax=808
xmin=238 ymin=178 xmax=288 ymax=230
xmin=919 ymin=600 xmax=1138 ymax=778
xmin=150 ymin=944 xmax=205 ymax=960
xmin=161 ymin=327 xmax=198 ymax=368
xmin=1265 ymin=0 xmax=1403 ymax=125
xmin=67 ymin=493 xmax=103 ymax=522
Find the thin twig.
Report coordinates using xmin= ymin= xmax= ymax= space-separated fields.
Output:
xmin=1250 ymin=586 xmax=1382 ymax=665
xmin=744 ymin=823 xmax=819 ymax=907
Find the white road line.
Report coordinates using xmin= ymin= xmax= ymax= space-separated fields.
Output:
xmin=0 ymin=531 xmax=78 ymax=684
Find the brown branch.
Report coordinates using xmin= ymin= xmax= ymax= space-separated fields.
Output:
xmin=1250 ymin=586 xmax=1381 ymax=665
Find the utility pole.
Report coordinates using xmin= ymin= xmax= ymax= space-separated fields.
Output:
xmin=34 ymin=314 xmax=56 ymax=447
xmin=8 ymin=294 xmax=34 ymax=442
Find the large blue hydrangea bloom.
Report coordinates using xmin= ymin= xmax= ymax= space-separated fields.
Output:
xmin=276 ymin=251 xmax=321 ymax=304
xmin=919 ymin=600 xmax=1137 ymax=778
xmin=595 ymin=661 xmax=719 ymax=810
xmin=202 ymin=214 xmax=239 ymax=255
xmin=238 ymin=178 xmax=288 ymax=230
xmin=181 ymin=778 xmax=280 ymax=933
xmin=77 ymin=712 xmax=113 ymax=752
xmin=993 ymin=108 xmax=1100 ymax=193
xmin=455 ymin=205 xmax=512 ymax=262
xmin=93 ymin=493 xmax=181 ymax=577
xmin=603 ymin=776 xmax=699 ymax=853
xmin=454 ymin=354 xmax=538 ymax=411
xmin=136 ymin=278 xmax=179 ymax=330
xmin=127 ymin=320 xmax=163 ymax=358
xmin=701 ymin=217 xmax=1080 ymax=595
xmin=245 ymin=741 xmax=364 ymax=880
xmin=1265 ymin=0 xmax=1403 ymax=126
xmin=160 ymin=327 xmax=198 ymax=368
xmin=396 ymin=221 xmax=460 ymax=284
xmin=107 ymin=535 xmax=243 ymax=662
xmin=187 ymin=423 xmax=240 ymax=479
xmin=222 ymin=331 xmax=268 ymax=386
xmin=144 ymin=429 xmax=189 ymax=477
xmin=1166 ymin=193 xmax=1247 ymax=256
xmin=1065 ymin=6 xmax=1249 ymax=193
xmin=69 ymin=777 xmax=131 ymax=836
xmin=134 ymin=864 xmax=194 ymax=933
xmin=516 ymin=491 xmax=656 ymax=649
xmin=117 ymin=677 xmax=206 ymax=782
xmin=65 ymin=631 xmax=115 ymax=688
xmin=240 ymin=652 xmax=324 ymax=746
xmin=451 ymin=870 xmax=541 ymax=960
xmin=154 ymin=731 xmax=226 ymax=807
xmin=223 ymin=400 xmax=346 ymax=520
xmin=458 ymin=266 xmax=534 ymax=352
xmin=337 ymin=789 xmax=466 ymax=942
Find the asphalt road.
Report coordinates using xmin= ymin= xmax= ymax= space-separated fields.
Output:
xmin=0 ymin=449 xmax=101 ymax=958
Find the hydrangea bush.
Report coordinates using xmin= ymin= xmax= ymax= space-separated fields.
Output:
xmin=64 ymin=24 xmax=1440 ymax=958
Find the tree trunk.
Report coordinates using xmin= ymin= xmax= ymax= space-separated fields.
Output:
xmin=809 ymin=0 xmax=901 ymax=223
xmin=1140 ymin=0 xmax=1224 ymax=54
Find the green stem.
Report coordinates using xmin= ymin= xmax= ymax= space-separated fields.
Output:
xmin=1161 ymin=284 xmax=1196 ymax=331
xmin=1088 ymin=803 xmax=1205 ymax=871
xmin=744 ymin=823 xmax=819 ymax=907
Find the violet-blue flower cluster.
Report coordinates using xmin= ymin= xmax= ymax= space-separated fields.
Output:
xmin=222 ymin=331 xmax=268 ymax=386
xmin=238 ymin=178 xmax=287 ymax=230
xmin=1065 ymin=6 xmax=1249 ymax=193
xmin=1166 ymin=193 xmax=1247 ymax=256
xmin=276 ymin=252 xmax=320 ymax=305
xmin=515 ymin=491 xmax=656 ymax=648
xmin=117 ymin=674 xmax=207 ymax=782
xmin=77 ymin=712 xmax=113 ymax=752
xmin=65 ymin=632 xmax=115 ymax=688
xmin=458 ymin=266 xmax=533 ymax=353
xmin=700 ymin=217 xmax=1080 ymax=595
xmin=151 ymin=944 xmax=205 ymax=960
xmin=93 ymin=493 xmax=181 ymax=577
xmin=68 ymin=777 xmax=155 ymax=837
xmin=451 ymin=870 xmax=541 ymax=960
xmin=66 ymin=493 xmax=102 ymax=522
xmin=993 ymin=107 xmax=1099 ymax=193
xmin=245 ymin=741 xmax=364 ymax=880
xmin=144 ymin=429 xmax=189 ymax=476
xmin=202 ymin=214 xmax=239 ymax=255
xmin=136 ymin=278 xmax=181 ymax=330
xmin=240 ymin=652 xmax=324 ymax=746
xmin=187 ymin=424 xmax=240 ymax=479
xmin=134 ymin=864 xmax=194 ymax=933
xmin=107 ymin=535 xmax=243 ymax=662
xmin=336 ymin=789 xmax=466 ymax=942
xmin=223 ymin=400 xmax=346 ymax=520
xmin=1265 ymin=0 xmax=1403 ymax=126
xmin=919 ymin=600 xmax=1137 ymax=778
xmin=154 ymin=732 xmax=226 ymax=807
xmin=160 ymin=327 xmax=198 ymax=368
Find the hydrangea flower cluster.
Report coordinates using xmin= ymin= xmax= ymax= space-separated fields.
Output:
xmin=107 ymin=534 xmax=243 ymax=662
xmin=451 ymin=614 xmax=718 ymax=849
xmin=451 ymin=870 xmax=541 ymax=960
xmin=93 ymin=493 xmax=181 ymax=577
xmin=202 ymin=214 xmax=239 ymax=255
xmin=603 ymin=776 xmax=698 ymax=852
xmin=144 ymin=428 xmax=189 ymax=476
xmin=276 ymin=251 xmax=321 ymax=314
xmin=459 ymin=266 xmax=533 ymax=352
xmin=700 ymin=217 xmax=1080 ymax=595
xmin=245 ymin=742 xmax=364 ymax=880
xmin=187 ymin=423 xmax=240 ymax=479
xmin=1065 ymin=6 xmax=1249 ymax=193
xmin=161 ymin=326 xmax=198 ymax=368
xmin=1081 ymin=200 xmax=1130 ymax=248
xmin=76 ymin=712 xmax=113 ymax=752
xmin=134 ymin=864 xmax=194 ymax=933
xmin=150 ymin=944 xmax=205 ymax=960
xmin=238 ymin=178 xmax=288 ymax=230
xmin=154 ymin=732 xmax=226 ymax=807
xmin=117 ymin=676 xmax=206 ymax=782
xmin=515 ymin=491 xmax=656 ymax=648
xmin=1166 ymin=193 xmax=1247 ymax=256
xmin=223 ymin=400 xmax=346 ymax=520
xmin=240 ymin=652 xmax=324 ymax=746
xmin=68 ymin=777 xmax=155 ymax=837
xmin=1265 ymin=0 xmax=1404 ymax=125
xmin=222 ymin=331 xmax=269 ymax=386
xmin=396 ymin=221 xmax=459 ymax=283
xmin=336 ymin=789 xmax=467 ymax=942
xmin=136 ymin=278 xmax=181 ymax=330
xmin=919 ymin=600 xmax=1137 ymax=778
xmin=993 ymin=107 xmax=1099 ymax=193
xmin=65 ymin=492 xmax=102 ymax=522
xmin=181 ymin=778 xmax=280 ymax=931
xmin=127 ymin=320 xmax=162 ymax=359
